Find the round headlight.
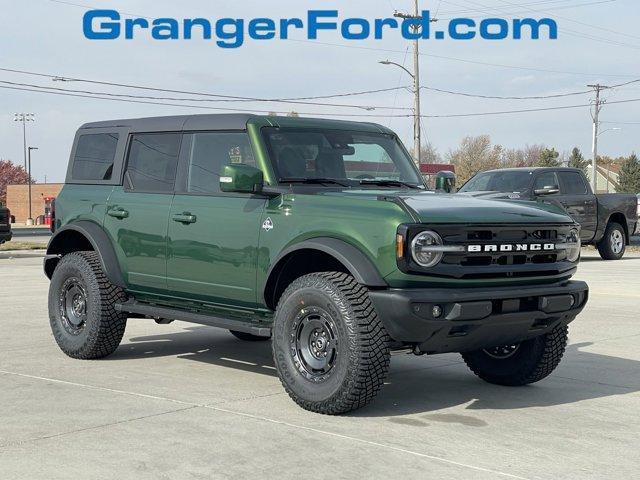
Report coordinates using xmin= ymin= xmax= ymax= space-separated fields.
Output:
xmin=566 ymin=228 xmax=581 ymax=262
xmin=411 ymin=230 xmax=444 ymax=268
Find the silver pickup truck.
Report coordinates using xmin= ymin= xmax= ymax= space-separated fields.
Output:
xmin=458 ymin=167 xmax=638 ymax=260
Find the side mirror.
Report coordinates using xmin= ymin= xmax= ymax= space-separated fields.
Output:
xmin=534 ymin=186 xmax=560 ymax=196
xmin=435 ymin=171 xmax=456 ymax=193
xmin=220 ymin=164 xmax=264 ymax=194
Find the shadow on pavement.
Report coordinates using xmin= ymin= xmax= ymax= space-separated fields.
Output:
xmin=114 ymin=327 xmax=640 ymax=418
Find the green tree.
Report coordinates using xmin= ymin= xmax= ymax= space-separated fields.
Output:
xmin=537 ymin=148 xmax=560 ymax=167
xmin=568 ymin=147 xmax=589 ymax=174
xmin=617 ymin=153 xmax=640 ymax=193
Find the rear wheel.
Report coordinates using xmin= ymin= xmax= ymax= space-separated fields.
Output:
xmin=597 ymin=222 xmax=626 ymax=260
xmin=461 ymin=325 xmax=568 ymax=386
xmin=48 ymin=251 xmax=127 ymax=359
xmin=229 ymin=330 xmax=270 ymax=342
xmin=272 ymin=272 xmax=390 ymax=414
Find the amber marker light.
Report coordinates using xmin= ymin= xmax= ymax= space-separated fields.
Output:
xmin=396 ymin=233 xmax=405 ymax=259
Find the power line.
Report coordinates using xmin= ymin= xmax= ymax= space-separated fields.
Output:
xmin=4 ymin=82 xmax=640 ymax=118
xmin=438 ymin=0 xmax=617 ymax=16
xmin=1 ymin=67 xmax=611 ymax=105
xmin=0 ymin=79 xmax=413 ymax=111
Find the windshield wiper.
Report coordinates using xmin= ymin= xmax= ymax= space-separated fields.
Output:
xmin=279 ymin=177 xmax=351 ymax=187
xmin=358 ymin=179 xmax=422 ymax=189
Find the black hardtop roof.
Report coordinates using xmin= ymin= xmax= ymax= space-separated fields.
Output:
xmin=79 ymin=114 xmax=395 ymax=134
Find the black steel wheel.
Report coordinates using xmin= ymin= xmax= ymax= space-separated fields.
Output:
xmin=272 ymin=272 xmax=390 ymax=415
xmin=48 ymin=251 xmax=127 ymax=359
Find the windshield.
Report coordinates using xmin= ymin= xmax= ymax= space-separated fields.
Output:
xmin=459 ymin=170 xmax=534 ymax=194
xmin=262 ymin=128 xmax=423 ymax=187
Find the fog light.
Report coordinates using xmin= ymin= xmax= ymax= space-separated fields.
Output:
xmin=570 ymin=295 xmax=576 ymax=307
xmin=432 ymin=305 xmax=442 ymax=318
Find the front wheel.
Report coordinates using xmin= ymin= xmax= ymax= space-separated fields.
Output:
xmin=461 ymin=325 xmax=568 ymax=386
xmin=272 ymin=272 xmax=390 ymax=414
xmin=48 ymin=251 xmax=127 ymax=359
xmin=597 ymin=222 xmax=626 ymax=260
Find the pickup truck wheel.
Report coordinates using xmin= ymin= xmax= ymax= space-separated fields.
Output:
xmin=597 ymin=222 xmax=626 ymax=260
xmin=229 ymin=330 xmax=270 ymax=342
xmin=272 ymin=272 xmax=390 ymax=414
xmin=461 ymin=325 xmax=568 ymax=386
xmin=48 ymin=251 xmax=127 ymax=359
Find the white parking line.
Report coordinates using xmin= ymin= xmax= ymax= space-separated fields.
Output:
xmin=0 ymin=369 xmax=529 ymax=480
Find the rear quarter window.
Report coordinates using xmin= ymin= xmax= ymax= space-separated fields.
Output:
xmin=71 ymin=133 xmax=119 ymax=181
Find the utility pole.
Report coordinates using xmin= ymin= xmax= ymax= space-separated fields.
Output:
xmin=13 ymin=113 xmax=35 ymax=170
xmin=587 ymin=84 xmax=609 ymax=193
xmin=27 ymin=147 xmax=38 ymax=225
xmin=391 ymin=1 xmax=437 ymax=166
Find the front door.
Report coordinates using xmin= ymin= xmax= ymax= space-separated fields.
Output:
xmin=104 ymin=132 xmax=181 ymax=294
xmin=167 ymin=131 xmax=266 ymax=308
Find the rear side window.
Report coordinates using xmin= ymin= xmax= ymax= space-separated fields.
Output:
xmin=125 ymin=133 xmax=181 ymax=192
xmin=558 ymin=171 xmax=588 ymax=195
xmin=71 ymin=133 xmax=119 ymax=181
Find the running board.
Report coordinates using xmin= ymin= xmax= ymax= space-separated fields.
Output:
xmin=115 ymin=300 xmax=272 ymax=337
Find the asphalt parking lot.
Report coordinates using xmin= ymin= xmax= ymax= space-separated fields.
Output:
xmin=1 ymin=252 xmax=639 ymax=480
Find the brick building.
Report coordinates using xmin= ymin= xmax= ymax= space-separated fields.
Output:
xmin=6 ymin=183 xmax=63 ymax=223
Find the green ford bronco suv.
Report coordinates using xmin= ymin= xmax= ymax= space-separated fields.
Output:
xmin=45 ymin=114 xmax=588 ymax=414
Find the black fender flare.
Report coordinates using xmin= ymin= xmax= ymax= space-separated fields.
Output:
xmin=263 ymin=237 xmax=387 ymax=305
xmin=44 ymin=221 xmax=125 ymax=288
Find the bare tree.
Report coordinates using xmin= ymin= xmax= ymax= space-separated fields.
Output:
xmin=447 ymin=135 xmax=502 ymax=184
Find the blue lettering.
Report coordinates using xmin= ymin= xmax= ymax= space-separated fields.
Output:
xmin=279 ymin=18 xmax=304 ymax=39
xmin=480 ymin=18 xmax=509 ymax=40
xmin=215 ymin=18 xmax=244 ymax=48
xmin=152 ymin=18 xmax=179 ymax=40
xmin=513 ymin=18 xmax=557 ymax=39
xmin=374 ymin=18 xmax=398 ymax=39
xmin=83 ymin=9 xmax=120 ymax=40
xmin=249 ymin=18 xmax=276 ymax=40
xmin=341 ymin=18 xmax=370 ymax=40
xmin=448 ymin=18 xmax=475 ymax=40
xmin=184 ymin=18 xmax=212 ymax=40
xmin=308 ymin=10 xmax=338 ymax=39
xmin=125 ymin=18 xmax=149 ymax=39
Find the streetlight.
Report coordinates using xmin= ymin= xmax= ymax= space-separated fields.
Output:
xmin=379 ymin=59 xmax=421 ymax=166
xmin=13 ymin=113 xmax=35 ymax=170
xmin=596 ymin=127 xmax=621 ymax=193
xmin=27 ymin=147 xmax=38 ymax=226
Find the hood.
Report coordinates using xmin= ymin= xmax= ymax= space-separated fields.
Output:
xmin=398 ymin=192 xmax=572 ymax=224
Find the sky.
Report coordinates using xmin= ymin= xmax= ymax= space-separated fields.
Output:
xmin=0 ymin=0 xmax=639 ymax=183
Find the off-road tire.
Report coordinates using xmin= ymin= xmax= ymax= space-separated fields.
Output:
xmin=272 ymin=272 xmax=390 ymax=414
xmin=461 ymin=325 xmax=568 ymax=386
xmin=48 ymin=251 xmax=127 ymax=359
xmin=597 ymin=222 xmax=626 ymax=260
xmin=229 ymin=330 xmax=270 ymax=342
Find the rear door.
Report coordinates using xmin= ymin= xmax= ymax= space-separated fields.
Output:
xmin=556 ymin=170 xmax=597 ymax=242
xmin=104 ymin=132 xmax=181 ymax=294
xmin=167 ymin=131 xmax=266 ymax=308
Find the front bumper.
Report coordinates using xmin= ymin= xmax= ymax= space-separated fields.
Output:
xmin=368 ymin=280 xmax=588 ymax=354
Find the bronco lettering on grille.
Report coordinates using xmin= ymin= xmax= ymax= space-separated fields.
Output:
xmin=467 ymin=243 xmax=556 ymax=252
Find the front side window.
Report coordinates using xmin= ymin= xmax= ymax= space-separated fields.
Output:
xmin=125 ymin=133 xmax=181 ymax=192
xmin=184 ymin=132 xmax=255 ymax=194
xmin=558 ymin=171 xmax=588 ymax=195
xmin=262 ymin=128 xmax=422 ymax=187
xmin=72 ymin=133 xmax=119 ymax=181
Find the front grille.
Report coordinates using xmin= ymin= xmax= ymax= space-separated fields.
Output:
xmin=399 ymin=223 xmax=577 ymax=280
